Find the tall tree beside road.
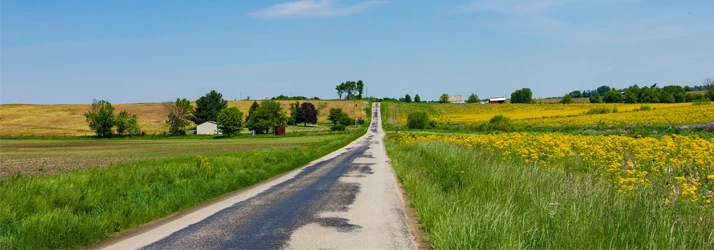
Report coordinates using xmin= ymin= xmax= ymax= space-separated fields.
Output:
xmin=191 ymin=90 xmax=228 ymax=124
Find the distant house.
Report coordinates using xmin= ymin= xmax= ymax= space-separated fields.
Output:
xmin=489 ymin=97 xmax=507 ymax=104
xmin=196 ymin=121 xmax=221 ymax=135
xmin=448 ymin=95 xmax=465 ymax=104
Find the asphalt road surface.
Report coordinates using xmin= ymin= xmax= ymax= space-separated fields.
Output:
xmin=102 ymin=103 xmax=417 ymax=250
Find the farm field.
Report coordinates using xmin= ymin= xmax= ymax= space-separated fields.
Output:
xmin=0 ymin=134 xmax=347 ymax=177
xmin=0 ymin=100 xmax=368 ymax=136
xmin=385 ymin=140 xmax=714 ymax=249
xmin=382 ymin=102 xmax=713 ymax=128
xmin=0 ymin=125 xmax=368 ymax=249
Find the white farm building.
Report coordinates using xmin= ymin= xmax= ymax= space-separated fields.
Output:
xmin=196 ymin=121 xmax=221 ymax=135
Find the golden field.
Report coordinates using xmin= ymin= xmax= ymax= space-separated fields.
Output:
xmin=393 ymin=132 xmax=714 ymax=205
xmin=0 ymin=100 xmax=368 ymax=136
xmin=383 ymin=102 xmax=713 ymax=127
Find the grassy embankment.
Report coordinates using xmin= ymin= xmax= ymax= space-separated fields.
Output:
xmin=386 ymin=140 xmax=714 ymax=249
xmin=0 ymin=100 xmax=368 ymax=136
xmin=0 ymin=125 xmax=368 ymax=249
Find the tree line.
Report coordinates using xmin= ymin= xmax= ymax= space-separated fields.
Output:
xmin=564 ymin=78 xmax=714 ymax=104
xmin=85 ymin=90 xmax=323 ymax=138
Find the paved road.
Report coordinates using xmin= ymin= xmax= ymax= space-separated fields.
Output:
xmin=102 ymin=103 xmax=417 ymax=250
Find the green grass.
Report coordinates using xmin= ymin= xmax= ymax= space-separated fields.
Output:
xmin=0 ymin=127 xmax=367 ymax=249
xmin=386 ymin=139 xmax=714 ymax=249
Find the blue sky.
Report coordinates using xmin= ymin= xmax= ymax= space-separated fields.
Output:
xmin=2 ymin=0 xmax=713 ymax=104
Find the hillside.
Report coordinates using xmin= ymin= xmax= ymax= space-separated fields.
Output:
xmin=0 ymin=100 xmax=368 ymax=136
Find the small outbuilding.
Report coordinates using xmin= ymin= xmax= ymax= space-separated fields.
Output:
xmin=196 ymin=121 xmax=221 ymax=135
xmin=448 ymin=95 xmax=465 ymax=104
xmin=489 ymin=97 xmax=507 ymax=104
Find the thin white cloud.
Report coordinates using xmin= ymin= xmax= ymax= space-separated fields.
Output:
xmin=251 ymin=0 xmax=387 ymax=18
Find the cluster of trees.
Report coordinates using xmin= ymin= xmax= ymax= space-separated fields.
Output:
xmin=271 ymin=95 xmax=321 ymax=101
xmin=327 ymin=108 xmax=362 ymax=130
xmin=399 ymin=94 xmax=421 ymax=103
xmin=335 ymin=80 xmax=365 ymax=100
xmin=162 ymin=90 xmax=319 ymax=137
xmin=289 ymin=101 xmax=319 ymax=126
xmin=84 ymin=99 xmax=141 ymax=137
xmin=510 ymin=88 xmax=533 ymax=104
xmin=566 ymin=78 xmax=714 ymax=104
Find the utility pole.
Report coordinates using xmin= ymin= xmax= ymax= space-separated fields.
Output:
xmin=354 ymin=101 xmax=358 ymax=128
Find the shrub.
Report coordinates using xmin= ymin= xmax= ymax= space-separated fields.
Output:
xmin=585 ymin=106 xmax=613 ymax=115
xmin=693 ymin=98 xmax=711 ymax=106
xmin=639 ymin=105 xmax=652 ymax=111
xmin=487 ymin=114 xmax=512 ymax=132
xmin=334 ymin=114 xmax=352 ymax=126
xmin=115 ymin=110 xmax=140 ymax=135
xmin=331 ymin=124 xmax=346 ymax=131
xmin=560 ymin=94 xmax=574 ymax=104
xmin=407 ymin=112 xmax=431 ymax=129
xmin=358 ymin=119 xmax=365 ymax=125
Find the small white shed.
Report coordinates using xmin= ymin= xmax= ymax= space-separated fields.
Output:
xmin=196 ymin=121 xmax=221 ymax=135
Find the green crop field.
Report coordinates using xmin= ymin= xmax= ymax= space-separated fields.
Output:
xmin=0 ymin=126 xmax=367 ymax=249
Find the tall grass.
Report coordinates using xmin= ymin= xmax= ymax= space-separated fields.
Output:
xmin=386 ymin=141 xmax=714 ymax=249
xmin=0 ymin=129 xmax=365 ymax=249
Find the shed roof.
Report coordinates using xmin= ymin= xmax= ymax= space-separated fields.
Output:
xmin=448 ymin=95 xmax=464 ymax=102
xmin=489 ymin=97 xmax=507 ymax=101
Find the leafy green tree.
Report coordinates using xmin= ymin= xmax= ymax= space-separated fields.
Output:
xmin=638 ymin=88 xmax=659 ymax=103
xmin=328 ymin=108 xmax=346 ymax=125
xmin=356 ymin=80 xmax=364 ymax=99
xmin=217 ymin=107 xmax=243 ymax=136
xmin=85 ymin=99 xmax=115 ymax=137
xmin=624 ymin=90 xmax=638 ymax=104
xmin=297 ymin=102 xmax=318 ymax=126
xmin=414 ymin=94 xmax=421 ymax=103
xmin=115 ymin=110 xmax=140 ymax=135
xmin=165 ymin=98 xmax=193 ymax=136
xmin=569 ymin=90 xmax=582 ymax=98
xmin=289 ymin=101 xmax=301 ymax=125
xmin=191 ymin=90 xmax=228 ymax=124
xmin=246 ymin=100 xmax=285 ymax=134
xmin=603 ymin=90 xmax=623 ymax=103
xmin=466 ymin=93 xmax=479 ymax=103
xmin=596 ymin=85 xmax=612 ymax=96
xmin=336 ymin=84 xmax=345 ymax=99
xmin=560 ymin=94 xmax=574 ymax=104
xmin=706 ymin=88 xmax=714 ymax=101
xmin=439 ymin=94 xmax=450 ymax=103
xmin=659 ymin=92 xmax=675 ymax=103
xmin=662 ymin=85 xmax=686 ymax=103
xmin=404 ymin=94 xmax=412 ymax=103
xmin=246 ymin=101 xmax=260 ymax=122
xmin=510 ymin=88 xmax=533 ymax=104
xmin=589 ymin=93 xmax=603 ymax=103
